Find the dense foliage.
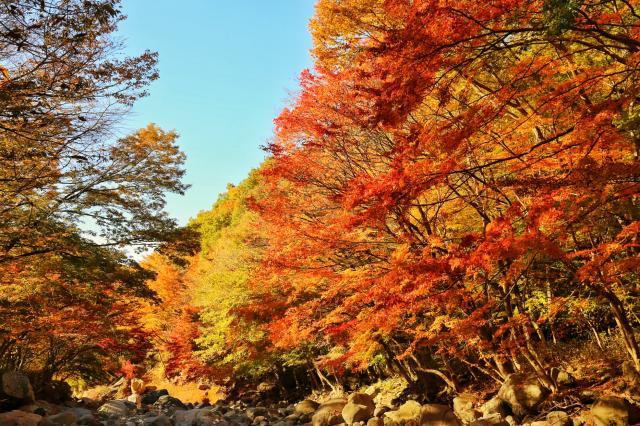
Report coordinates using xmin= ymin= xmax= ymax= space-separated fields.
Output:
xmin=144 ymin=0 xmax=640 ymax=397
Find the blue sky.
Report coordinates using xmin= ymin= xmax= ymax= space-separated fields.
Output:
xmin=118 ymin=1 xmax=315 ymax=224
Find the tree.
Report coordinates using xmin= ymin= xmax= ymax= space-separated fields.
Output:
xmin=0 ymin=1 xmax=186 ymax=262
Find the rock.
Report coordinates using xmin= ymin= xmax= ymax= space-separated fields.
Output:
xmin=312 ymin=399 xmax=347 ymax=426
xmin=419 ymin=404 xmax=460 ymax=426
xmin=530 ymin=422 xmax=548 ymax=426
xmin=155 ymin=395 xmax=187 ymax=411
xmin=1 ymin=371 xmax=35 ymax=410
xmin=296 ymin=399 xmax=321 ymax=415
xmin=253 ymin=415 xmax=267 ymax=424
xmin=174 ymin=408 xmax=221 ymax=426
xmin=454 ymin=395 xmax=482 ymax=424
xmin=374 ymin=406 xmax=390 ymax=418
xmin=142 ymin=415 xmax=172 ymax=426
xmin=496 ymin=374 xmax=550 ymax=417
xmin=546 ymin=411 xmax=571 ymax=426
xmin=480 ymin=398 xmax=510 ymax=418
xmin=98 ymin=400 xmax=135 ymax=417
xmin=549 ymin=368 xmax=576 ymax=388
xmin=0 ymin=410 xmax=42 ymax=426
xmin=342 ymin=401 xmax=374 ymax=425
xmin=349 ymin=394 xmax=376 ymax=412
xmin=365 ymin=386 xmax=380 ymax=399
xmin=367 ymin=419 xmax=383 ymax=426
xmin=590 ymin=396 xmax=640 ymax=426
xmin=141 ymin=389 xmax=169 ymax=405
xmin=128 ymin=392 xmax=142 ymax=407
xmin=66 ymin=407 xmax=94 ymax=425
xmin=256 ymin=382 xmax=276 ymax=393
xmin=470 ymin=414 xmax=509 ymax=426
xmin=384 ymin=400 xmax=422 ymax=425
xmin=39 ymin=410 xmax=78 ymax=426
xmin=246 ymin=406 xmax=268 ymax=419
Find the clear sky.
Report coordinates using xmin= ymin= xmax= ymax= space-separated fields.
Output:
xmin=118 ymin=0 xmax=315 ymax=224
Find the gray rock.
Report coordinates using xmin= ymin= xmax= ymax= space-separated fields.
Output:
xmin=142 ymin=415 xmax=173 ymax=426
xmin=312 ymin=399 xmax=347 ymax=426
xmin=246 ymin=406 xmax=268 ymax=420
xmin=98 ymin=400 xmax=135 ymax=417
xmin=496 ymin=374 xmax=550 ymax=417
xmin=142 ymin=389 xmax=169 ymax=405
xmin=155 ymin=395 xmax=187 ymax=412
xmin=174 ymin=408 xmax=221 ymax=426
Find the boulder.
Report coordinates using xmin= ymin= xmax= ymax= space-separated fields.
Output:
xmin=549 ymin=368 xmax=575 ymax=388
xmin=0 ymin=410 xmax=42 ymax=426
xmin=349 ymin=393 xmax=376 ymax=412
xmin=546 ymin=411 xmax=571 ymax=426
xmin=367 ymin=419 xmax=383 ymax=426
xmin=1 ymin=371 xmax=35 ymax=410
xmin=296 ymin=399 xmax=320 ymax=415
xmin=141 ymin=389 xmax=169 ymax=405
xmin=173 ymin=408 xmax=221 ymax=426
xmin=496 ymin=374 xmax=550 ymax=417
xmin=154 ymin=394 xmax=187 ymax=411
xmin=374 ymin=406 xmax=391 ymax=418
xmin=420 ymin=404 xmax=461 ymax=426
xmin=384 ymin=400 xmax=422 ymax=425
xmin=454 ymin=395 xmax=482 ymax=424
xmin=312 ymin=399 xmax=347 ymax=426
xmin=590 ymin=396 xmax=640 ymax=426
xmin=39 ymin=410 xmax=78 ymax=426
xmin=342 ymin=401 xmax=374 ymax=425
xmin=480 ymin=398 xmax=510 ymax=419
xmin=256 ymin=382 xmax=276 ymax=393
xmin=98 ymin=400 xmax=135 ymax=416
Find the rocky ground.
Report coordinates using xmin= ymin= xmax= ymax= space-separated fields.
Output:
xmin=1 ymin=370 xmax=640 ymax=426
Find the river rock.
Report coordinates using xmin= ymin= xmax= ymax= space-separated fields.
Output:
xmin=590 ymin=396 xmax=640 ymax=426
xmin=141 ymin=389 xmax=169 ymax=405
xmin=496 ymin=374 xmax=550 ymax=417
xmin=384 ymin=400 xmax=422 ymax=425
xmin=0 ymin=410 xmax=42 ymax=426
xmin=1 ymin=371 xmax=35 ymax=410
xmin=98 ymin=400 xmax=135 ymax=416
xmin=296 ymin=399 xmax=320 ymax=415
xmin=39 ymin=410 xmax=78 ymax=426
xmin=454 ymin=395 xmax=481 ymax=424
xmin=419 ymin=404 xmax=460 ymax=426
xmin=174 ymin=408 xmax=221 ymax=426
xmin=142 ymin=415 xmax=173 ymax=426
xmin=154 ymin=394 xmax=187 ymax=411
xmin=312 ymin=398 xmax=347 ymax=426
xmin=470 ymin=414 xmax=510 ymax=426
xmin=342 ymin=401 xmax=374 ymax=425
xmin=480 ymin=398 xmax=510 ymax=418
